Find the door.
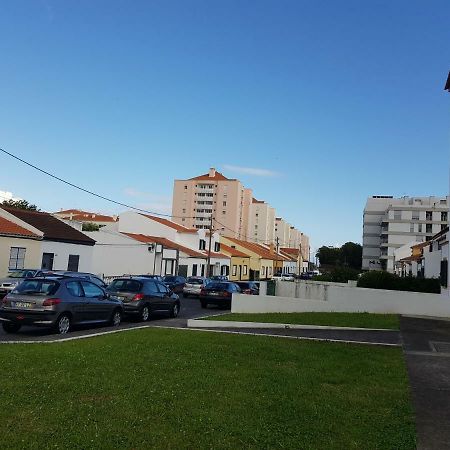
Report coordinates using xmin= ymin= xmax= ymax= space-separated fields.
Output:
xmin=142 ymin=280 xmax=161 ymax=311
xmin=178 ymin=265 xmax=188 ymax=278
xmin=81 ymin=281 xmax=109 ymax=321
xmin=156 ymin=281 xmax=172 ymax=311
xmin=67 ymin=255 xmax=80 ymax=272
xmin=41 ymin=253 xmax=54 ymax=270
xmin=65 ymin=280 xmax=87 ymax=323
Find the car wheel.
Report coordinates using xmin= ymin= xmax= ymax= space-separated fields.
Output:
xmin=2 ymin=322 xmax=21 ymax=333
xmin=170 ymin=302 xmax=180 ymax=318
xmin=200 ymin=300 xmax=208 ymax=309
xmin=140 ymin=304 xmax=150 ymax=322
xmin=55 ymin=314 xmax=71 ymax=335
xmin=110 ymin=309 xmax=122 ymax=327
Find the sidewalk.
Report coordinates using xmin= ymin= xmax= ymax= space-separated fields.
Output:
xmin=400 ymin=316 xmax=450 ymax=450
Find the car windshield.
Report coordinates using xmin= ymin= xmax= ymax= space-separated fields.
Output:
xmin=108 ymin=280 xmax=142 ymax=293
xmin=13 ymin=280 xmax=59 ymax=295
xmin=206 ymin=282 xmax=229 ymax=290
xmin=7 ymin=270 xmax=31 ymax=278
xmin=163 ymin=276 xmax=177 ymax=282
xmin=187 ymin=277 xmax=203 ymax=285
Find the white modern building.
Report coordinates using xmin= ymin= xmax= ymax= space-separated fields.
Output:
xmin=363 ymin=195 xmax=448 ymax=272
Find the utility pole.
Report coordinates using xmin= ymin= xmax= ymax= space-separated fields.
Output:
xmin=275 ymin=236 xmax=280 ymax=277
xmin=206 ymin=214 xmax=213 ymax=278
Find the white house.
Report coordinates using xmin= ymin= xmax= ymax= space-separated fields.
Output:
xmin=0 ymin=206 xmax=95 ymax=276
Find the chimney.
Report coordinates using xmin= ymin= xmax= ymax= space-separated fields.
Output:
xmin=208 ymin=167 xmax=216 ymax=178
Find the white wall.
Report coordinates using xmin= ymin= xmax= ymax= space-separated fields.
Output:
xmin=86 ymin=229 xmax=155 ymax=277
xmin=231 ymin=281 xmax=450 ymax=317
xmin=41 ymin=241 xmax=93 ymax=273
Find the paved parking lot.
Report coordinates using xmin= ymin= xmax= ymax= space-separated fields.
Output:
xmin=0 ymin=295 xmax=226 ymax=343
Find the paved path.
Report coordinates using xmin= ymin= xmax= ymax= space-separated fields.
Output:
xmin=400 ymin=316 xmax=450 ymax=450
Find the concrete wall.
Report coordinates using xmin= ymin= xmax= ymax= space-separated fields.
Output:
xmin=232 ymin=280 xmax=450 ymax=317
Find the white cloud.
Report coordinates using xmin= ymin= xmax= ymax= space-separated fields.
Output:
xmin=0 ymin=190 xmax=21 ymax=202
xmin=223 ymin=165 xmax=280 ymax=177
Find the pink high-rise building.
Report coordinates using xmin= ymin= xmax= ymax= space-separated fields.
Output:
xmin=171 ymin=168 xmax=252 ymax=239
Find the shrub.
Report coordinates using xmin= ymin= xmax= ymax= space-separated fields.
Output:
xmin=313 ymin=267 xmax=359 ymax=283
xmin=357 ymin=271 xmax=441 ymax=294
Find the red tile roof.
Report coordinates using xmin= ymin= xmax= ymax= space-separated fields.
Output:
xmin=280 ymin=247 xmax=300 ymax=257
xmin=189 ymin=170 xmax=230 ymax=181
xmin=226 ymin=237 xmax=279 ymax=260
xmin=3 ymin=207 xmax=95 ymax=245
xmin=123 ymin=233 xmax=205 ymax=258
xmin=140 ymin=214 xmax=197 ymax=233
xmin=55 ymin=209 xmax=117 ymax=222
xmin=0 ymin=216 xmax=40 ymax=238
xmin=220 ymin=243 xmax=250 ymax=258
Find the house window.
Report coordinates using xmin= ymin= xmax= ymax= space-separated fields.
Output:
xmin=184 ymin=185 xmax=188 ymax=189
xmin=192 ymin=264 xmax=198 ymax=276
xmin=243 ymin=265 xmax=248 ymax=275
xmin=223 ymin=201 xmax=227 ymax=207
xmin=199 ymin=239 xmax=206 ymax=250
xmin=67 ymin=255 xmax=80 ymax=272
xmin=261 ymin=266 xmax=265 ymax=277
xmin=41 ymin=253 xmax=54 ymax=271
xmin=410 ymin=223 xmax=414 ymax=233
xmin=426 ymin=224 xmax=432 ymax=234
xmin=418 ymin=224 xmax=422 ymax=232
xmin=442 ymin=224 xmax=447 ymax=231
xmin=426 ymin=211 xmax=433 ymax=221
xmin=268 ymin=267 xmax=272 ymax=275
xmin=232 ymin=265 xmax=237 ymax=276
xmin=214 ymin=242 xmax=220 ymax=252
xmin=412 ymin=211 xmax=419 ymax=220
xmin=9 ymin=247 xmax=26 ymax=270
xmin=394 ymin=211 xmax=401 ymax=220
xmin=442 ymin=212 xmax=448 ymax=222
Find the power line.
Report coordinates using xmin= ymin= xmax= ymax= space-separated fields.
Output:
xmin=0 ymin=147 xmax=199 ymax=220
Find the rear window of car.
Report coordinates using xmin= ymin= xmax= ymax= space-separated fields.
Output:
xmin=163 ymin=276 xmax=177 ymax=282
xmin=237 ymin=283 xmax=250 ymax=288
xmin=206 ymin=282 xmax=228 ymax=290
xmin=187 ymin=277 xmax=204 ymax=285
xmin=13 ymin=280 xmax=59 ymax=295
xmin=108 ymin=279 xmax=142 ymax=293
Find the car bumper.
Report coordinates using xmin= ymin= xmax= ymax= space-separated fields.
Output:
xmin=183 ymin=288 xmax=201 ymax=295
xmin=122 ymin=304 xmax=141 ymax=315
xmin=0 ymin=310 xmax=57 ymax=326
xmin=199 ymin=295 xmax=231 ymax=304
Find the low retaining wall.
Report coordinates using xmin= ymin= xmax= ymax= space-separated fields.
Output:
xmin=232 ymin=283 xmax=450 ymax=317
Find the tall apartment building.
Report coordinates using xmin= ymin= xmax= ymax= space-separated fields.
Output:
xmin=274 ymin=217 xmax=291 ymax=247
xmin=172 ymin=168 xmax=252 ymax=239
xmin=363 ymin=196 xmax=448 ymax=272
xmin=247 ymin=198 xmax=275 ymax=244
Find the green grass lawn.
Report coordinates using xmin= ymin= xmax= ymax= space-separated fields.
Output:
xmin=206 ymin=312 xmax=400 ymax=329
xmin=0 ymin=328 xmax=414 ymax=449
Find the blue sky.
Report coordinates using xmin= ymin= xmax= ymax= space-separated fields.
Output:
xmin=0 ymin=0 xmax=449 ymax=252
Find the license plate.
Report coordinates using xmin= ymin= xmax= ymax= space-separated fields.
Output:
xmin=13 ymin=301 xmax=32 ymax=309
xmin=209 ymin=292 xmax=219 ymax=296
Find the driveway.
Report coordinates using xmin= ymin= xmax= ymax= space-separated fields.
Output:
xmin=0 ymin=295 xmax=225 ymax=343
xmin=400 ymin=316 xmax=450 ymax=450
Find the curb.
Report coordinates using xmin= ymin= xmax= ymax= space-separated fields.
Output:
xmin=187 ymin=319 xmax=399 ymax=332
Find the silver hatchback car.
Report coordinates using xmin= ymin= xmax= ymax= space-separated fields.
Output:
xmin=0 ymin=276 xmax=123 ymax=334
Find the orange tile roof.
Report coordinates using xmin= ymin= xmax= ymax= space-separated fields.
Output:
xmin=411 ymin=241 xmax=431 ymax=249
xmin=280 ymin=247 xmax=300 ymax=256
xmin=0 ymin=216 xmax=39 ymax=238
xmin=226 ymin=237 xmax=279 ymax=260
xmin=220 ymin=243 xmax=250 ymax=258
xmin=123 ymin=233 xmax=205 ymax=257
xmin=189 ymin=170 xmax=230 ymax=181
xmin=140 ymin=214 xmax=197 ymax=233
xmin=206 ymin=251 xmax=230 ymax=259
xmin=55 ymin=209 xmax=117 ymax=222
xmin=399 ymin=254 xmax=422 ymax=262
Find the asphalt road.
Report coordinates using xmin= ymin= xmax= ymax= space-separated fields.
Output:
xmin=0 ymin=295 xmax=227 ymax=342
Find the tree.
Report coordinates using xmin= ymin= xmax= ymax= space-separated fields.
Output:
xmin=82 ymin=222 xmax=100 ymax=232
xmin=316 ymin=246 xmax=341 ymax=266
xmin=340 ymin=242 xmax=362 ymax=270
xmin=1 ymin=199 xmax=39 ymax=211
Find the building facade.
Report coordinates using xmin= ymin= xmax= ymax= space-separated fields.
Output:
xmin=171 ymin=168 xmax=252 ymax=239
xmin=247 ymin=198 xmax=275 ymax=245
xmin=363 ymin=196 xmax=448 ymax=272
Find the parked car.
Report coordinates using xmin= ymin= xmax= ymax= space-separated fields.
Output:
xmin=107 ymin=277 xmax=180 ymax=321
xmin=0 ymin=276 xmax=123 ymax=334
xmin=0 ymin=269 xmax=40 ymax=298
xmin=137 ymin=275 xmax=164 ymax=282
xmin=235 ymin=281 xmax=259 ymax=295
xmin=162 ymin=275 xmax=186 ymax=294
xmin=183 ymin=276 xmax=209 ymax=297
xmin=273 ymin=273 xmax=295 ymax=281
xmin=209 ymin=275 xmax=228 ymax=281
xmin=38 ymin=271 xmax=108 ymax=288
xmin=199 ymin=281 xmax=241 ymax=308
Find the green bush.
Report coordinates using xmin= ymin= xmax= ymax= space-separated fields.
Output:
xmin=313 ymin=267 xmax=359 ymax=283
xmin=357 ymin=271 xmax=441 ymax=294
